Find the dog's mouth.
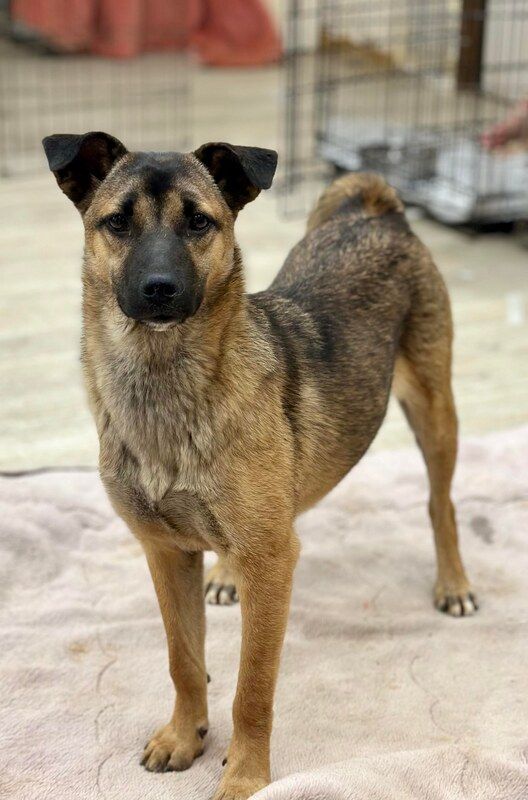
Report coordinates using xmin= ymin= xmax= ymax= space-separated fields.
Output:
xmin=143 ymin=317 xmax=179 ymax=332
xmin=116 ymin=290 xmax=203 ymax=332
xmin=116 ymin=301 xmax=190 ymax=331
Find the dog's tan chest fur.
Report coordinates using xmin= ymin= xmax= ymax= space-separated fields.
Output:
xmin=98 ymin=423 xmax=223 ymax=553
xmin=88 ymin=344 xmax=227 ymax=551
xmin=86 ymin=317 xmax=279 ymax=553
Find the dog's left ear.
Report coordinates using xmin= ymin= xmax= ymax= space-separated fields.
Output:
xmin=194 ymin=142 xmax=278 ymax=214
xmin=42 ymin=131 xmax=127 ymax=213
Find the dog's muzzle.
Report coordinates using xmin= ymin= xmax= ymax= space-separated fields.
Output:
xmin=116 ymin=230 xmax=202 ymax=326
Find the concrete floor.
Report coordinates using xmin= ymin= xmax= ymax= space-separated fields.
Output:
xmin=0 ymin=64 xmax=527 ymax=471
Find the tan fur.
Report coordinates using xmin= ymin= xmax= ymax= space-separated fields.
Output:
xmin=47 ymin=144 xmax=476 ymax=800
xmin=307 ymin=172 xmax=404 ymax=231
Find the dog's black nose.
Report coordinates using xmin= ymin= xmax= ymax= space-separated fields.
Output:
xmin=140 ymin=275 xmax=183 ymax=301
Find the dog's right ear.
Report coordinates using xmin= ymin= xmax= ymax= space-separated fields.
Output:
xmin=42 ymin=132 xmax=127 ymax=213
xmin=194 ymin=142 xmax=278 ymax=214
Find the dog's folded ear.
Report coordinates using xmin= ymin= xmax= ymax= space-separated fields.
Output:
xmin=42 ymin=132 xmax=127 ymax=213
xmin=194 ymin=142 xmax=278 ymax=214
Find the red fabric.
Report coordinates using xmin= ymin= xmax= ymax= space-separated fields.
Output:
xmin=13 ymin=0 xmax=96 ymax=53
xmin=11 ymin=0 xmax=281 ymax=64
xmin=190 ymin=0 xmax=281 ymax=66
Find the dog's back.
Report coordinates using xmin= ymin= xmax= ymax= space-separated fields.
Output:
xmin=269 ymin=172 xmax=414 ymax=311
xmin=250 ymin=173 xmax=448 ymax=510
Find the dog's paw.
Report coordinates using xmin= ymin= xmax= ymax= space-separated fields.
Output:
xmin=141 ymin=722 xmax=206 ymax=772
xmin=205 ymin=560 xmax=238 ymax=606
xmin=434 ymin=583 xmax=479 ymax=617
xmin=213 ymin=775 xmax=268 ymax=800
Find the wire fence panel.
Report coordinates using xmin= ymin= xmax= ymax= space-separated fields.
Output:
xmin=0 ymin=7 xmax=190 ymax=176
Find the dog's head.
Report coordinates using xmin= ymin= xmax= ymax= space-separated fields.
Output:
xmin=42 ymin=132 xmax=277 ymax=329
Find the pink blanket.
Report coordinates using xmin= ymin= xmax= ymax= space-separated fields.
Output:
xmin=1 ymin=427 xmax=527 ymax=799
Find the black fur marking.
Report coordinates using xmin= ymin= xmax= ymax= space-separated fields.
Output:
xmin=192 ymin=496 xmax=229 ymax=550
xmin=314 ymin=313 xmax=336 ymax=363
xmin=336 ymin=192 xmax=366 ymax=216
xmin=146 ymin=168 xmax=174 ymax=199
xmin=121 ymin=191 xmax=137 ymax=217
xmin=182 ymin=197 xmax=199 ymax=215
xmin=376 ymin=211 xmax=411 ymax=236
xmin=271 ymin=293 xmax=336 ymax=366
xmin=258 ymin=302 xmax=302 ymax=448
xmin=119 ymin=441 xmax=139 ymax=468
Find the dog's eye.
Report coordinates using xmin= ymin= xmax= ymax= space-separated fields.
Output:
xmin=189 ymin=213 xmax=211 ymax=232
xmin=106 ymin=213 xmax=129 ymax=233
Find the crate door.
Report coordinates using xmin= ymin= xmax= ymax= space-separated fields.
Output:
xmin=281 ymin=0 xmax=412 ymax=214
xmin=281 ymin=0 xmax=331 ymax=215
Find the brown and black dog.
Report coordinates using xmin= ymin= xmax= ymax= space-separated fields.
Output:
xmin=43 ymin=131 xmax=477 ymax=800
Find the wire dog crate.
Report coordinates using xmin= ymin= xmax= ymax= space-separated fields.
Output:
xmin=282 ymin=0 xmax=528 ymax=224
xmin=0 ymin=5 xmax=190 ymax=176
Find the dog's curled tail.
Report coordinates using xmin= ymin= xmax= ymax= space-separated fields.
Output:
xmin=307 ymin=172 xmax=404 ymax=232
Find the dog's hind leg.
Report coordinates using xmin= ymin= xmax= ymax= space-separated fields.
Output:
xmin=393 ymin=281 xmax=477 ymax=616
xmin=205 ymin=556 xmax=239 ymax=605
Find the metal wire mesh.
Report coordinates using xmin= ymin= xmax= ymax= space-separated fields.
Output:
xmin=0 ymin=5 xmax=190 ymax=176
xmin=281 ymin=0 xmax=528 ymax=224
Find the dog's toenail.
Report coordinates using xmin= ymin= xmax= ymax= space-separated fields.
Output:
xmin=207 ymin=673 xmax=211 ymax=683
xmin=222 ymin=757 xmax=228 ymax=766
xmin=198 ymin=726 xmax=208 ymax=739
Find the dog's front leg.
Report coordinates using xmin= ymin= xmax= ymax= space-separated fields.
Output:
xmin=214 ymin=531 xmax=300 ymax=800
xmin=140 ymin=542 xmax=209 ymax=772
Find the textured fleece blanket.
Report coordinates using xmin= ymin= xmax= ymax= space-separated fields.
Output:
xmin=1 ymin=427 xmax=527 ymax=800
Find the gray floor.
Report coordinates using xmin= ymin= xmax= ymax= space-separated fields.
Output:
xmin=1 ymin=64 xmax=527 ymax=470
